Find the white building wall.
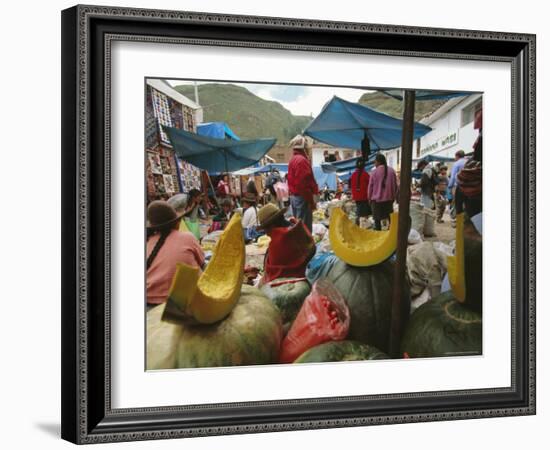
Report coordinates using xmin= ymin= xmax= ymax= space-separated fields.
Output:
xmin=418 ymin=93 xmax=482 ymax=159
xmin=312 ymin=148 xmax=325 ymax=166
xmin=384 ymin=93 xmax=482 ymax=171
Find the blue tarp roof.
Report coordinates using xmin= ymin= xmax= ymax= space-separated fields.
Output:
xmin=413 ymin=154 xmax=455 ymax=163
xmin=313 ymin=166 xmax=337 ymax=191
xmin=232 ymin=163 xmax=337 ymax=191
xmin=381 ymin=90 xmax=471 ymax=101
xmin=197 ymin=122 xmax=240 ymax=140
xmin=164 ymin=126 xmax=276 ymax=173
xmin=303 ymin=96 xmax=431 ymax=151
xmin=321 ymin=152 xmax=377 ymax=174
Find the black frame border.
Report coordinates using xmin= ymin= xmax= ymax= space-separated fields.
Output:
xmin=61 ymin=4 xmax=536 ymax=444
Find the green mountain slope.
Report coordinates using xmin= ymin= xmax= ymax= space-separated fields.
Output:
xmin=358 ymin=91 xmax=445 ymax=121
xmin=174 ymin=83 xmax=312 ymax=144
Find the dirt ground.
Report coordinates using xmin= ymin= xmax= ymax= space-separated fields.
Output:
xmin=424 ymin=211 xmax=456 ymax=245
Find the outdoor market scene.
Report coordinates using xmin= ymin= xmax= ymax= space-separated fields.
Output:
xmin=145 ymin=79 xmax=483 ymax=369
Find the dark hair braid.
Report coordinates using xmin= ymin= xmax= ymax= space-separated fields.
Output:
xmin=356 ymin=158 xmax=365 ymax=189
xmin=375 ymin=153 xmax=388 ymax=190
xmin=146 ymin=227 xmax=172 ymax=269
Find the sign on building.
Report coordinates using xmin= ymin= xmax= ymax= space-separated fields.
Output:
xmin=420 ymin=129 xmax=459 ymax=156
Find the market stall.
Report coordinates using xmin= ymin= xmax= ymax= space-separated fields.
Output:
xmin=145 ymin=80 xmax=203 ymax=202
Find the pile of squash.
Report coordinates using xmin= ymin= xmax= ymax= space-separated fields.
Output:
xmin=147 ymin=213 xmax=283 ymax=369
xmin=300 ymin=208 xmax=410 ymax=354
xmin=147 ymin=205 xmax=483 ymax=369
xmin=401 ymin=213 xmax=483 ymax=358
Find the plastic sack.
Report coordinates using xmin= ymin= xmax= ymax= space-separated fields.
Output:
xmin=406 ymin=241 xmax=445 ymax=298
xmin=305 ymin=253 xmax=338 ymax=284
xmin=423 ymin=207 xmax=436 ymax=237
xmin=409 ymin=201 xmax=425 ymax=234
xmin=408 ymin=228 xmax=422 ymax=245
xmin=279 ymin=279 xmax=350 ymax=363
xmin=183 ymin=219 xmax=201 ymax=240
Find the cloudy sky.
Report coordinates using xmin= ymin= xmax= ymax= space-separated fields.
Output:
xmin=167 ymin=79 xmax=373 ymax=117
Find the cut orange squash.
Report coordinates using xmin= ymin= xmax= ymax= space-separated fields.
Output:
xmin=329 ymin=208 xmax=398 ymax=267
xmin=447 ymin=213 xmax=466 ymax=302
xmin=166 ymin=212 xmax=245 ymax=324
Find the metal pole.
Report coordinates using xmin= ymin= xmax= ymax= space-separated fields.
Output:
xmin=206 ymin=172 xmax=221 ymax=209
xmin=389 ymin=89 xmax=416 ymax=358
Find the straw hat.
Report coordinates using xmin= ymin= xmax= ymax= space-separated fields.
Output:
xmin=146 ymin=200 xmax=184 ymax=229
xmin=257 ymin=203 xmax=288 ymax=230
xmin=167 ymin=193 xmax=188 ymax=213
xmin=289 ymin=134 xmax=306 ymax=149
xmin=241 ymin=192 xmax=257 ymax=205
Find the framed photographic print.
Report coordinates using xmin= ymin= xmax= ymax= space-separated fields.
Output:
xmin=61 ymin=4 xmax=535 ymax=445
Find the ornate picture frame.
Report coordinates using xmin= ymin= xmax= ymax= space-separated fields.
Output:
xmin=61 ymin=5 xmax=535 ymax=444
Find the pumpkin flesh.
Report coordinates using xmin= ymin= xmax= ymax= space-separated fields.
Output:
xmin=447 ymin=213 xmax=466 ymax=302
xmin=447 ymin=213 xmax=483 ymax=312
xmin=166 ymin=212 xmax=245 ymax=324
xmin=329 ymin=208 xmax=398 ymax=267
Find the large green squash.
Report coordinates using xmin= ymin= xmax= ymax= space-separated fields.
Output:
xmin=294 ymin=340 xmax=388 ymax=363
xmin=260 ymin=278 xmax=311 ymax=330
xmin=147 ymin=285 xmax=283 ymax=369
xmin=401 ymin=291 xmax=482 ymax=358
xmin=309 ymin=257 xmax=410 ymax=353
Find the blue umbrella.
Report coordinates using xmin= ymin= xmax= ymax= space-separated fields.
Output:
xmin=164 ymin=126 xmax=276 ymax=173
xmin=303 ymin=96 xmax=431 ymax=151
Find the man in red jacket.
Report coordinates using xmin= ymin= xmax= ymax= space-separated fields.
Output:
xmin=287 ymin=135 xmax=318 ymax=232
xmin=350 ymin=158 xmax=371 ymax=225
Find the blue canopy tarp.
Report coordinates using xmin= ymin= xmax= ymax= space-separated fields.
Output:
xmin=304 ymin=96 xmax=431 ymax=151
xmin=164 ymin=127 xmax=276 ymax=173
xmin=381 ymin=89 xmax=471 ymax=101
xmin=413 ymin=154 xmax=454 ymax=163
xmin=313 ymin=166 xmax=337 ymax=190
xmin=232 ymin=163 xmax=336 ymax=191
xmin=321 ymin=152 xmax=377 ymax=174
xmin=197 ymin=122 xmax=240 ymax=140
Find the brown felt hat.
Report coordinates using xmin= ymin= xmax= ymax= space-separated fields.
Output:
xmin=257 ymin=203 xmax=288 ymax=230
xmin=146 ymin=200 xmax=184 ymax=229
xmin=241 ymin=192 xmax=257 ymax=205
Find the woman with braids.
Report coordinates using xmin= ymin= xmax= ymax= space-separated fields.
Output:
xmin=146 ymin=200 xmax=205 ymax=307
xmin=350 ymin=157 xmax=371 ymax=225
xmin=368 ymin=153 xmax=398 ymax=231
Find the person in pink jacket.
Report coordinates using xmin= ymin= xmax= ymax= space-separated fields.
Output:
xmin=146 ymin=200 xmax=205 ymax=306
xmin=368 ymin=153 xmax=398 ymax=230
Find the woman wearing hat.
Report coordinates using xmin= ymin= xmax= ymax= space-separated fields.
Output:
xmin=241 ymin=192 xmax=259 ymax=229
xmin=257 ymin=203 xmax=315 ymax=284
xmin=287 ymin=134 xmax=318 ymax=232
xmin=146 ymin=200 xmax=205 ymax=306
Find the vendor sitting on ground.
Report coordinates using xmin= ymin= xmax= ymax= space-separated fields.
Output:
xmin=167 ymin=189 xmax=203 ymax=240
xmin=257 ymin=203 xmax=316 ymax=284
xmin=210 ymin=198 xmax=234 ymax=232
xmin=146 ymin=200 xmax=205 ymax=307
xmin=241 ymin=192 xmax=261 ymax=242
